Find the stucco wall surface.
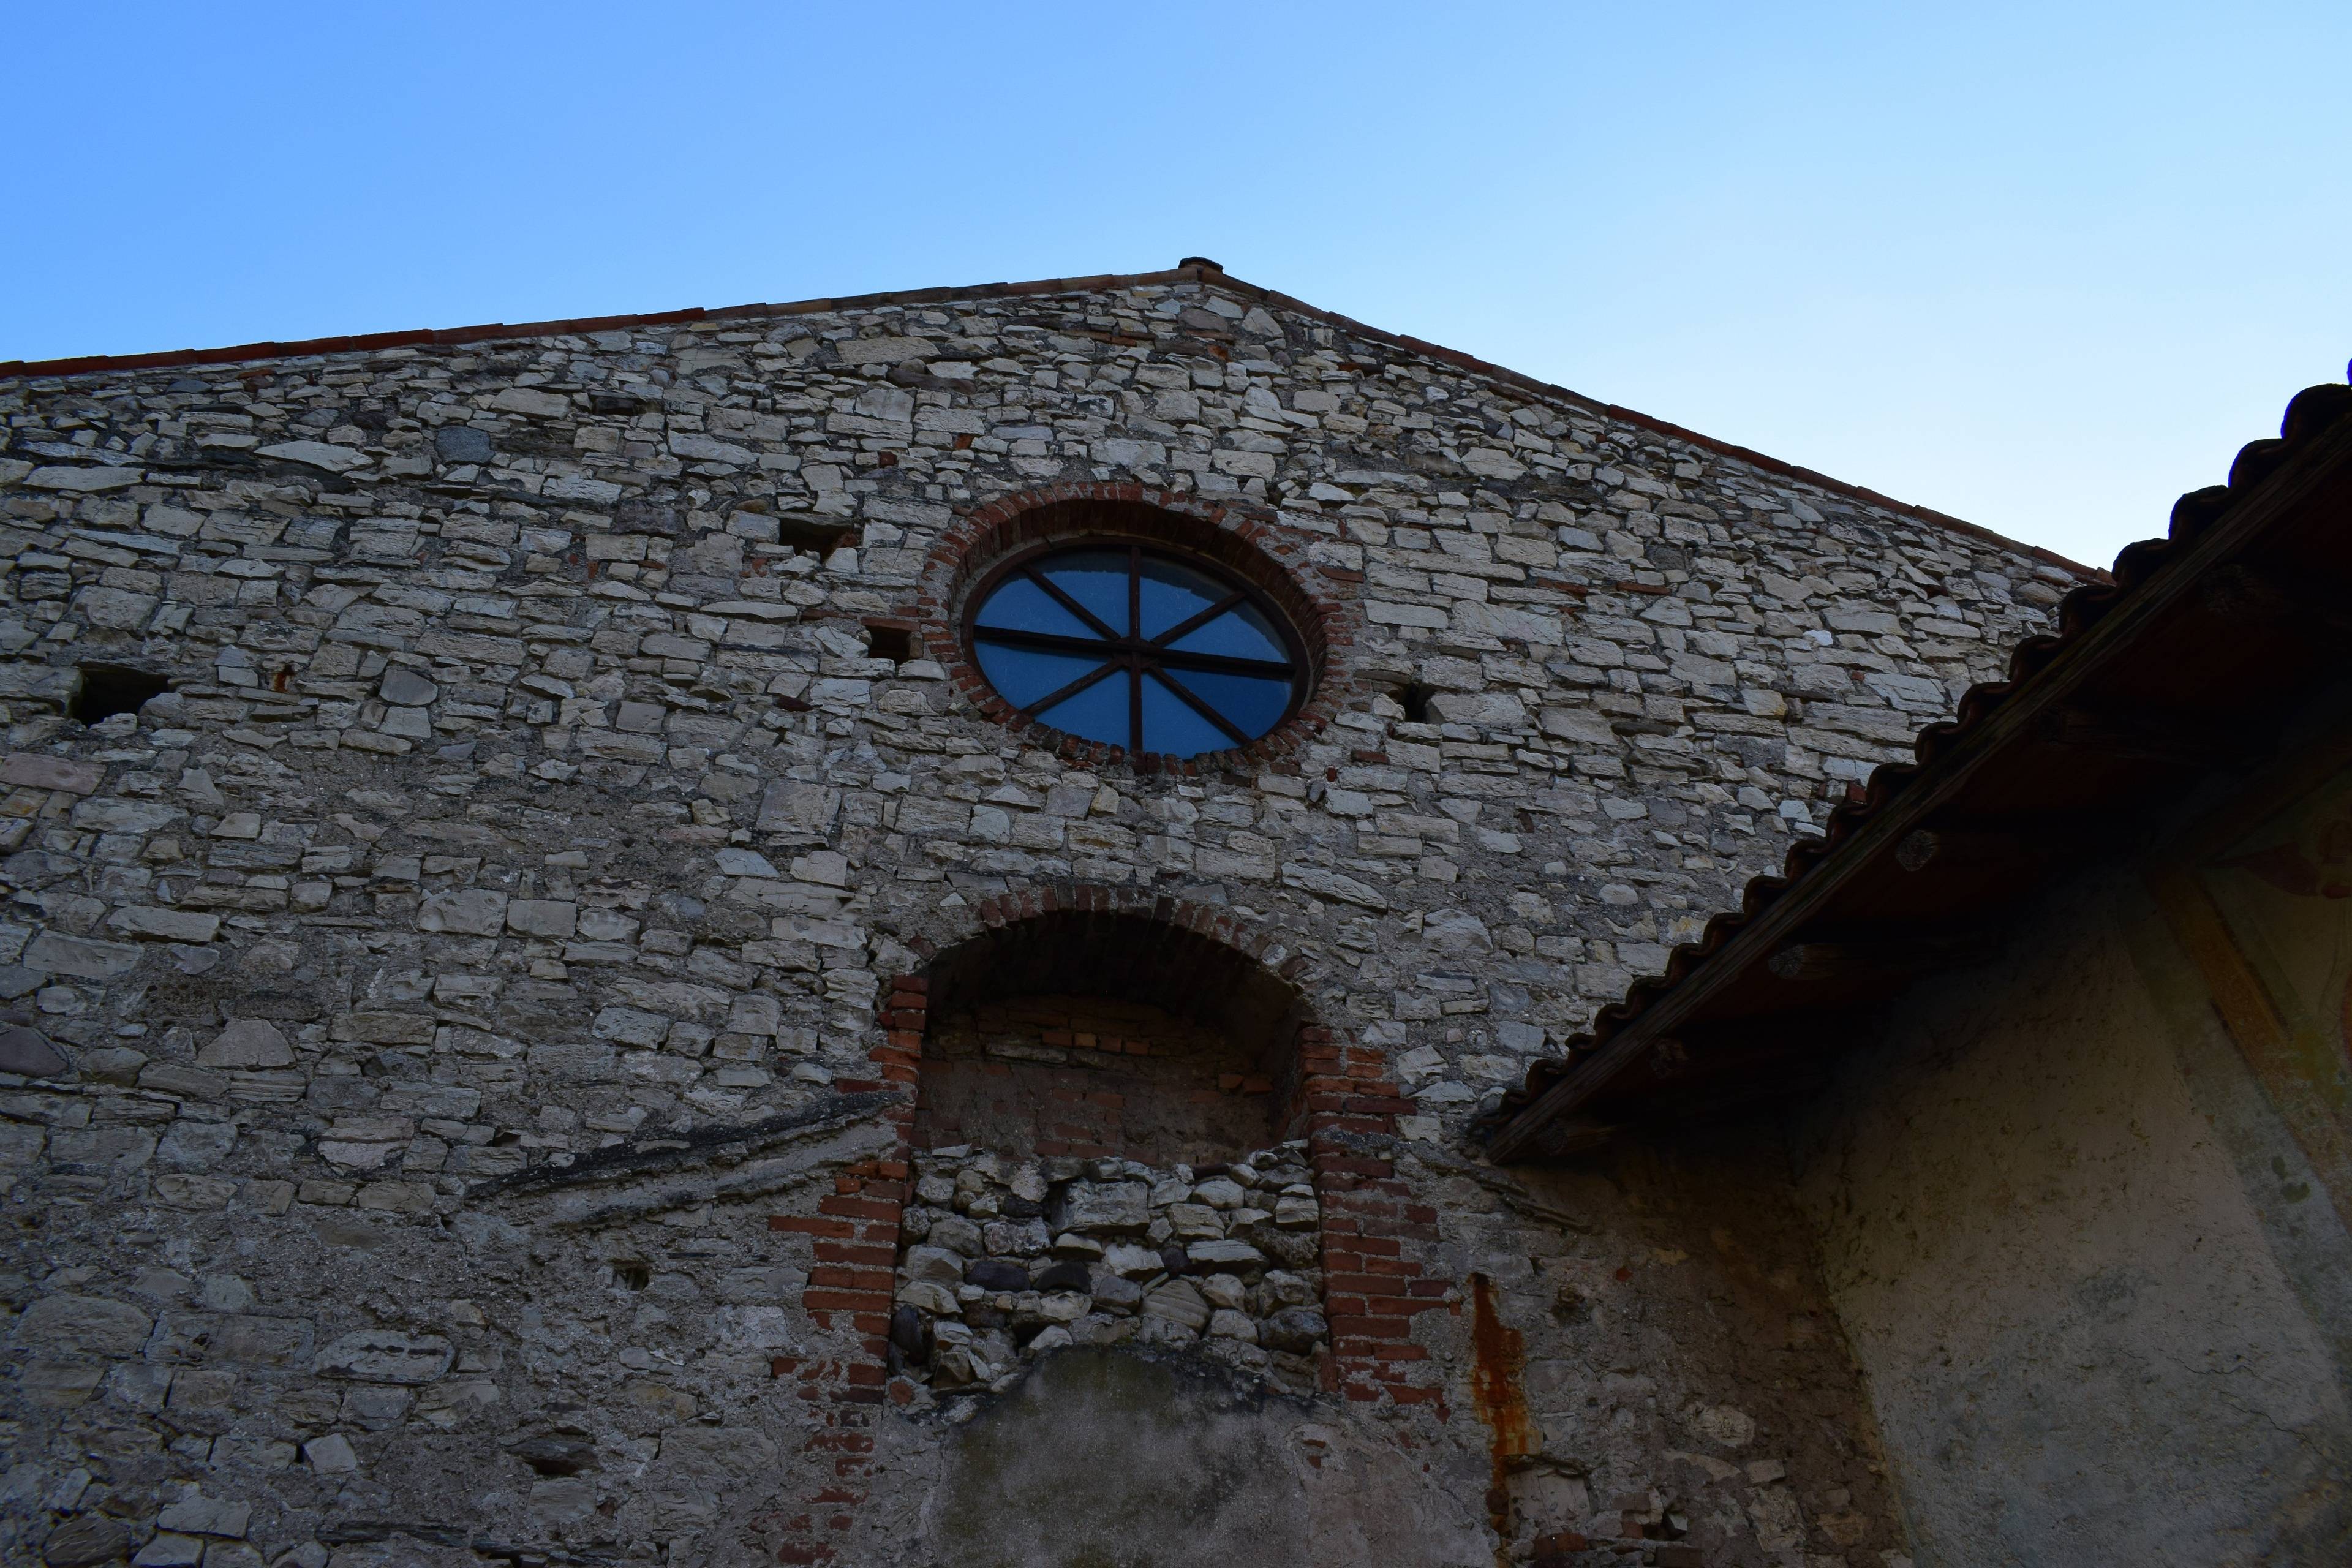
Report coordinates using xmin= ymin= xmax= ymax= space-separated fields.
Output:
xmin=0 ymin=275 xmax=2067 ymax=1566
xmin=1800 ymin=867 xmax=2352 ymax=1566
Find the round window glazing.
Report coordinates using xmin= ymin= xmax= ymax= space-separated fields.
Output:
xmin=968 ymin=541 xmax=1308 ymax=758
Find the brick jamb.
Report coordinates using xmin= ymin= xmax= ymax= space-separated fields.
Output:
xmin=1294 ymin=1023 xmax=1447 ymax=1409
xmin=908 ymin=885 xmax=1439 ymax=1409
xmin=764 ymin=974 xmax=925 ymax=1564
xmin=764 ymin=888 xmax=1441 ymax=1567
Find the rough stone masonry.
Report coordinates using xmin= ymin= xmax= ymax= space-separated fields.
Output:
xmin=0 ymin=263 xmax=2081 ymax=1567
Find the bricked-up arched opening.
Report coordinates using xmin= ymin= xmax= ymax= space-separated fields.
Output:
xmin=881 ymin=902 xmax=1354 ymax=1400
xmin=913 ymin=910 xmax=1310 ymax=1164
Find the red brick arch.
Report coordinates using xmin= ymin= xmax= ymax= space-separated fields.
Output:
xmin=911 ymin=883 xmax=1330 ymax=1149
xmin=908 ymin=889 xmax=1442 ymax=1400
xmin=766 ymin=887 xmax=1444 ymax=1561
xmin=907 ymin=481 xmax=1360 ymax=774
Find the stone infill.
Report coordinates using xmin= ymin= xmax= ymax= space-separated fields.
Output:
xmin=891 ymin=1141 xmax=1329 ymax=1397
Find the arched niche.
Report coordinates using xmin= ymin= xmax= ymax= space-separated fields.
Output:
xmin=891 ymin=907 xmax=1335 ymax=1398
xmin=913 ymin=908 xmax=1312 ymax=1165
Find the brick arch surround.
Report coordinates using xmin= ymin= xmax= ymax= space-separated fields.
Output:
xmin=765 ymin=887 xmax=1445 ymax=1564
xmin=905 ymin=481 xmax=1361 ymax=774
xmin=915 ymin=914 xmax=1305 ymax=1162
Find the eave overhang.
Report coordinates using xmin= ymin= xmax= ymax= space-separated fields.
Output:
xmin=1485 ymin=378 xmax=2352 ymax=1163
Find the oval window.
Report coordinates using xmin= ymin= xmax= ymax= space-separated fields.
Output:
xmin=967 ymin=540 xmax=1309 ymax=758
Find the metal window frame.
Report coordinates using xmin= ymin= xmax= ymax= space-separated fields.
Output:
xmin=963 ymin=533 xmax=1312 ymax=756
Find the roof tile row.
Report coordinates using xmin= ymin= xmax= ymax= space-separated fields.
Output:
xmin=1485 ymin=375 xmax=2352 ymax=1136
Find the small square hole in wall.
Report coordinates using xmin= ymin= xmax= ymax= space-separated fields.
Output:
xmin=865 ymin=622 xmax=916 ymax=664
xmin=70 ymin=665 xmax=171 ymax=725
xmin=1392 ymin=681 xmax=1436 ymax=723
xmin=774 ymin=518 xmax=856 ymax=557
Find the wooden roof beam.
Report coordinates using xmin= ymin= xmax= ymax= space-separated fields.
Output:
xmin=1763 ymin=933 xmax=1999 ymax=986
xmin=2035 ymin=704 xmax=2266 ymax=766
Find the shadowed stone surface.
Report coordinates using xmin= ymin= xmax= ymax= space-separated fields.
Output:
xmin=922 ymin=1349 xmax=1485 ymax=1568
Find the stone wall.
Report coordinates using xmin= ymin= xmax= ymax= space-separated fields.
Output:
xmin=0 ymin=269 xmax=2073 ymax=1566
xmin=890 ymin=1140 xmax=1330 ymax=1397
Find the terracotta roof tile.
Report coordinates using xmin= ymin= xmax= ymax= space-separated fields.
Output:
xmin=1483 ymin=372 xmax=2352 ymax=1158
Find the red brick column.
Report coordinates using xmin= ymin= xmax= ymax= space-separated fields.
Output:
xmin=1295 ymin=1025 xmax=1447 ymax=1412
xmin=763 ymin=976 xmax=924 ymax=1564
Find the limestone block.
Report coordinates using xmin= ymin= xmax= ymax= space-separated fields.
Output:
xmin=418 ymin=888 xmax=508 ymax=935
xmin=256 ymin=440 xmax=371 ymax=472
xmin=1168 ymin=1203 xmax=1226 ymax=1240
xmin=48 ymin=1127 xmax=156 ymax=1174
xmin=1049 ymin=1180 xmax=1150 ymax=1235
xmin=505 ymin=899 xmax=578 ymax=938
xmin=312 ymin=1330 xmax=454 ymax=1384
xmin=1143 ymin=1278 xmax=1210 ymax=1333
xmin=27 ymin=464 xmax=145 ymax=491
xmin=756 ymin=780 xmax=840 ymax=833
xmin=1186 ymin=1238 xmax=1267 ymax=1270
xmin=42 ymin=1515 xmax=130 ymax=1567
xmin=156 ymin=1120 xmax=235 ymax=1169
xmin=1193 ymin=1177 xmax=1247 ymax=1208
xmin=22 ymin=932 xmax=142 ymax=980
xmin=156 ymin=1494 xmax=250 ymax=1538
xmin=0 ymin=754 xmax=103 ymax=794
xmin=303 ymin=1434 xmax=358 ymax=1474
xmin=0 ymin=1025 xmax=69 ymax=1077
xmin=106 ymin=906 xmax=221 ymax=944
xmin=592 ymin=1006 xmax=670 ymax=1047
xmin=1261 ymin=1306 xmax=1329 ymax=1352
xmin=1105 ymin=1241 xmax=1171 ymax=1278
xmin=489 ymin=388 xmax=571 ymax=419
xmin=195 ymin=1020 xmax=293 ymax=1070
xmin=1208 ymin=1308 xmax=1259 ymax=1341
xmin=17 ymin=1294 xmax=153 ymax=1356
xmin=902 ymin=1245 xmax=966 ymax=1287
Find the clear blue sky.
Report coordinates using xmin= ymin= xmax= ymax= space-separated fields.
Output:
xmin=6 ymin=3 xmax=2345 ymax=569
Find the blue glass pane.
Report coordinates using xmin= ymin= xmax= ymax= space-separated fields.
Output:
xmin=1037 ymin=668 xmax=1134 ymax=747
xmin=1036 ymin=550 xmax=1133 ymax=635
xmin=1164 ymin=667 xmax=1292 ymax=739
xmin=975 ymin=576 xmax=1102 ymax=641
xmin=975 ymin=644 xmax=1109 ymax=710
xmin=1137 ymin=556 xmax=1226 ymax=639
xmin=1140 ymin=676 xmax=1235 ymax=757
xmin=1169 ymin=601 xmax=1286 ymax=662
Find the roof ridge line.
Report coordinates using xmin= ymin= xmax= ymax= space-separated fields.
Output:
xmin=0 ymin=260 xmax=2095 ymax=578
xmin=1241 ymin=285 xmax=2096 ymax=578
xmin=0 ymin=265 xmax=1211 ymax=382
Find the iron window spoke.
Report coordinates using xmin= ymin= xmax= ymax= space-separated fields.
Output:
xmin=1146 ymin=646 xmax=1297 ymax=678
xmin=978 ymin=625 xmax=1292 ymax=678
xmin=1128 ymin=545 xmax=1143 ymax=643
xmin=1128 ymin=547 xmax=1145 ymax=752
xmin=1148 ymin=588 xmax=1252 ymax=649
xmin=1147 ymin=667 xmax=1252 ymax=747
xmin=973 ymin=625 xmax=1117 ymax=657
xmin=1017 ymin=657 xmax=1120 ymax=718
xmin=1024 ymin=567 xmax=1123 ymax=642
